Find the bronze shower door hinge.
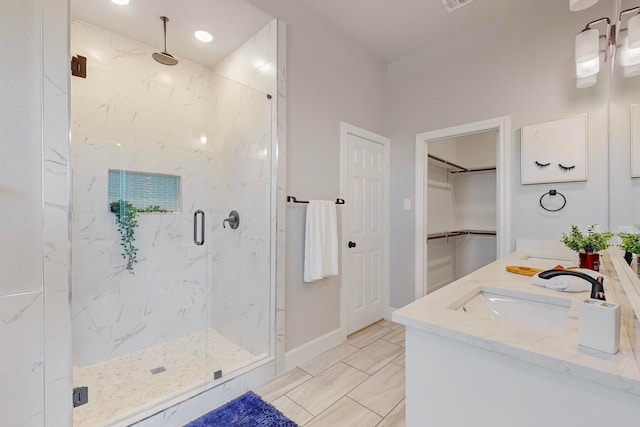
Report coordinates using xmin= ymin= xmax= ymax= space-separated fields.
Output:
xmin=71 ymin=55 xmax=87 ymax=78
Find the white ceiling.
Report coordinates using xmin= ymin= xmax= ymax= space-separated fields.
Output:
xmin=71 ymin=0 xmax=274 ymax=67
xmin=71 ymin=0 xmax=592 ymax=67
xmin=300 ymin=0 xmax=558 ymax=62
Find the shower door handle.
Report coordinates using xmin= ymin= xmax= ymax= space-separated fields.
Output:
xmin=194 ymin=210 xmax=205 ymax=246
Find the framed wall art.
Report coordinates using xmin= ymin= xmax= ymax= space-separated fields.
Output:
xmin=520 ymin=114 xmax=587 ymax=185
xmin=632 ymin=103 xmax=640 ymax=178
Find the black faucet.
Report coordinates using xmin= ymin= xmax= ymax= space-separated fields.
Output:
xmin=538 ymin=270 xmax=606 ymax=300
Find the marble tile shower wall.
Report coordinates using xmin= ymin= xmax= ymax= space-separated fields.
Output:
xmin=71 ymin=21 xmax=211 ymax=366
xmin=70 ymin=20 xmax=275 ymax=367
xmin=208 ymin=20 xmax=277 ymax=358
xmin=2 ymin=0 xmax=71 ymax=425
xmin=208 ymin=75 xmax=271 ymax=357
xmin=1 ymin=1 xmax=45 ymax=425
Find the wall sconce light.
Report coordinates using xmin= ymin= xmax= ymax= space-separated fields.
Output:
xmin=574 ymin=18 xmax=610 ymax=87
xmin=575 ymin=28 xmax=601 ymax=64
xmin=570 ymin=0 xmax=599 ymax=12
xmin=574 ymin=7 xmax=640 ymax=88
xmin=622 ymin=38 xmax=640 ymax=77
xmin=630 ymin=13 xmax=640 ymax=48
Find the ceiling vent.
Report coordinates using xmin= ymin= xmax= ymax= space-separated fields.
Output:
xmin=441 ymin=0 xmax=476 ymax=12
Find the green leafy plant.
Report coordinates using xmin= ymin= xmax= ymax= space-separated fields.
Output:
xmin=110 ymin=202 xmax=171 ymax=273
xmin=138 ymin=205 xmax=169 ymax=213
xmin=561 ymin=225 xmax=613 ymax=253
xmin=110 ymin=200 xmax=139 ymax=273
xmin=619 ymin=225 xmax=640 ymax=255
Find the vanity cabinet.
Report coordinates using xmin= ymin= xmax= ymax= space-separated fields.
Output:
xmin=394 ymin=250 xmax=640 ymax=427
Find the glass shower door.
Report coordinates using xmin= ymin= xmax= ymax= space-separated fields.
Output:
xmin=205 ymin=73 xmax=274 ymax=381
xmin=70 ymin=19 xmax=211 ymax=426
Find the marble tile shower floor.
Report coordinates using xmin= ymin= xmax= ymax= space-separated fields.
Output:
xmin=73 ymin=328 xmax=265 ymax=427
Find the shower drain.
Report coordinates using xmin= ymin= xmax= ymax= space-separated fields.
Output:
xmin=150 ymin=366 xmax=167 ymax=375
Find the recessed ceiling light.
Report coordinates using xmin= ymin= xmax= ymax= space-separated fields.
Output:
xmin=111 ymin=0 xmax=130 ymax=5
xmin=194 ymin=30 xmax=214 ymax=43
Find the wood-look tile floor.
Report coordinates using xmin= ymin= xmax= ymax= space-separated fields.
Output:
xmin=254 ymin=320 xmax=406 ymax=426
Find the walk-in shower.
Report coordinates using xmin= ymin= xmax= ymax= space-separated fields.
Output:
xmin=69 ymin=1 xmax=277 ymax=425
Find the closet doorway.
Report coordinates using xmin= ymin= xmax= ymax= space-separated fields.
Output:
xmin=340 ymin=123 xmax=390 ymax=335
xmin=414 ymin=117 xmax=511 ymax=299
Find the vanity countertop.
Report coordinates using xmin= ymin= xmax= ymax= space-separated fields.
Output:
xmin=392 ymin=250 xmax=640 ymax=396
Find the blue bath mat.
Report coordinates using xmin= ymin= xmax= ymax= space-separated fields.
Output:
xmin=184 ymin=391 xmax=298 ymax=427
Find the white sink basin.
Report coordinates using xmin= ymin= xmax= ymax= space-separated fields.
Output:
xmin=450 ymin=286 xmax=571 ymax=335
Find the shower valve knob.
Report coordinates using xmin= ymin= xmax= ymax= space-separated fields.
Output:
xmin=223 ymin=210 xmax=240 ymax=229
xmin=348 ymin=241 xmax=357 ymax=248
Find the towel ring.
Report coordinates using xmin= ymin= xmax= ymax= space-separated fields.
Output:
xmin=539 ymin=189 xmax=566 ymax=212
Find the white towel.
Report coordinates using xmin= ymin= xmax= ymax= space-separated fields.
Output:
xmin=304 ymin=200 xmax=339 ymax=282
xmin=531 ymin=268 xmax=605 ymax=293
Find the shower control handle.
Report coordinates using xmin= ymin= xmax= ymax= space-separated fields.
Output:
xmin=348 ymin=241 xmax=357 ymax=248
xmin=194 ymin=210 xmax=205 ymax=246
xmin=223 ymin=210 xmax=240 ymax=230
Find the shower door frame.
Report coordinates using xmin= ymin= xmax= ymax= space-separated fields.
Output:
xmin=37 ymin=2 xmax=287 ymax=423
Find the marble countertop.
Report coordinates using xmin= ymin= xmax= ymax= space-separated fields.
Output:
xmin=392 ymin=250 xmax=640 ymax=396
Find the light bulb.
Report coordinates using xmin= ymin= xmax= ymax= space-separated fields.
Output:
xmin=111 ymin=0 xmax=130 ymax=5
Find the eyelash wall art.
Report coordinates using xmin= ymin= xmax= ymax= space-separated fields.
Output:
xmin=535 ymin=161 xmax=550 ymax=169
xmin=520 ymin=114 xmax=587 ymax=184
xmin=558 ymin=163 xmax=576 ymax=172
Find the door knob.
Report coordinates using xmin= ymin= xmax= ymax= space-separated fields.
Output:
xmin=348 ymin=241 xmax=357 ymax=248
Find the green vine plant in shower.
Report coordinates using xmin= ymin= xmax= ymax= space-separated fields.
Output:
xmin=111 ymin=200 xmax=139 ymax=273
xmin=110 ymin=202 xmax=171 ymax=273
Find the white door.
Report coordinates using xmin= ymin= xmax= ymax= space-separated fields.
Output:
xmin=342 ymin=125 xmax=389 ymax=335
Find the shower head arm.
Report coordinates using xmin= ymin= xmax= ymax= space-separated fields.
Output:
xmin=161 ymin=16 xmax=169 ymax=53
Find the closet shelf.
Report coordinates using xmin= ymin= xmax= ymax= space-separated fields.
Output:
xmin=427 ymin=229 xmax=497 ymax=241
xmin=428 ymin=154 xmax=496 ymax=174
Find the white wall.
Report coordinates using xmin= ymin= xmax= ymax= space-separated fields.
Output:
xmin=0 ymin=2 xmax=45 ymax=424
xmin=248 ymin=0 xmax=389 ymax=350
xmin=456 ymin=132 xmax=497 ymax=169
xmin=0 ymin=0 xmax=71 ymax=425
xmin=389 ymin=0 xmax=611 ymax=308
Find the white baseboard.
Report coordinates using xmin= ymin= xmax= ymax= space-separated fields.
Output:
xmin=284 ymin=328 xmax=346 ymax=371
xmin=385 ymin=307 xmax=397 ymax=321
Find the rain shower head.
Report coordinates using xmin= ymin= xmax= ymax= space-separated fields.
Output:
xmin=152 ymin=16 xmax=178 ymax=66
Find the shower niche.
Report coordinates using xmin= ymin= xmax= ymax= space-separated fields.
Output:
xmin=108 ymin=170 xmax=181 ymax=213
xmin=69 ymin=2 xmax=279 ymax=425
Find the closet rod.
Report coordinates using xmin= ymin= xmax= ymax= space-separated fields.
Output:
xmin=428 ymin=154 xmax=496 ymax=174
xmin=427 ymin=229 xmax=497 ymax=241
xmin=450 ymin=167 xmax=497 ymax=174
xmin=427 ymin=154 xmax=468 ymax=172
xmin=287 ymin=196 xmax=345 ymax=205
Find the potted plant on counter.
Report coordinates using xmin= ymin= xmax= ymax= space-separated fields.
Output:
xmin=619 ymin=225 xmax=640 ymax=266
xmin=561 ymin=225 xmax=613 ymax=271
